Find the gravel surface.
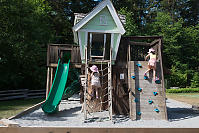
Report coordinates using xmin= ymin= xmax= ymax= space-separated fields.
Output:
xmin=11 ymin=95 xmax=199 ymax=128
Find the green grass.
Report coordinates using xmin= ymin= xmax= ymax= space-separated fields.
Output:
xmin=166 ymin=93 xmax=199 ymax=106
xmin=0 ymin=98 xmax=44 ymax=119
xmin=166 ymin=88 xmax=199 ymax=93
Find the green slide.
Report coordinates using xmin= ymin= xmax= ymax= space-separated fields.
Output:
xmin=42 ymin=59 xmax=70 ymax=114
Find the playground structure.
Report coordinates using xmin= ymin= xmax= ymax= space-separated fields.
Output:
xmin=40 ymin=0 xmax=167 ymax=121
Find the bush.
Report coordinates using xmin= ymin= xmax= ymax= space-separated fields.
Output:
xmin=166 ymin=88 xmax=199 ymax=93
xmin=191 ymin=72 xmax=199 ymax=88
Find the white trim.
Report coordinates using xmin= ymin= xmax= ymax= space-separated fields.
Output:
xmin=85 ymin=31 xmax=88 ymax=47
xmin=72 ymin=0 xmax=125 ymax=35
xmin=111 ymin=33 xmax=114 ymax=48
xmin=73 ymin=30 xmax=78 ymax=44
xmin=73 ymin=0 xmax=107 ymax=31
xmin=78 ymin=31 xmax=83 ymax=60
xmin=89 ymin=33 xmax=92 ymax=57
xmin=113 ymin=34 xmax=121 ymax=60
xmin=106 ymin=3 xmax=125 ymax=34
xmin=103 ymin=34 xmax=106 ymax=58
xmin=85 ymin=31 xmax=88 ymax=60
xmin=79 ymin=29 xmax=120 ymax=33
xmin=111 ymin=33 xmax=114 ymax=59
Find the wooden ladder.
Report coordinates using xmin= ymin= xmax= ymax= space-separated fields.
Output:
xmin=83 ymin=48 xmax=113 ymax=121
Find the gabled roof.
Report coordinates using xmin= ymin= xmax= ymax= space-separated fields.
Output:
xmin=72 ymin=0 xmax=125 ymax=35
xmin=74 ymin=13 xmax=126 ymax=26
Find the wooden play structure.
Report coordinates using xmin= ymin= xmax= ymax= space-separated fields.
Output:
xmin=126 ymin=36 xmax=167 ymax=120
xmin=44 ymin=0 xmax=167 ymax=121
xmin=46 ymin=44 xmax=81 ymax=98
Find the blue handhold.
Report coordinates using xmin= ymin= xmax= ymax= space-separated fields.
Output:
xmin=155 ymin=78 xmax=161 ymax=84
xmin=154 ymin=108 xmax=159 ymax=112
xmin=137 ymin=88 xmax=142 ymax=92
xmin=148 ymin=99 xmax=153 ymax=104
xmin=137 ymin=112 xmax=141 ymax=115
xmin=134 ymin=98 xmax=138 ymax=103
xmin=153 ymin=91 xmax=158 ymax=96
xmin=144 ymin=76 xmax=148 ymax=80
xmin=131 ymin=76 xmax=136 ymax=79
xmin=136 ymin=63 xmax=142 ymax=67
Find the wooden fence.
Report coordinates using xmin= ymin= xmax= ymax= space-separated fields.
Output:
xmin=0 ymin=89 xmax=45 ymax=101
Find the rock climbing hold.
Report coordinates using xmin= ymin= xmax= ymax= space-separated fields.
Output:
xmin=155 ymin=77 xmax=161 ymax=84
xmin=136 ymin=63 xmax=142 ymax=67
xmin=131 ymin=76 xmax=136 ymax=79
xmin=144 ymin=76 xmax=148 ymax=80
xmin=153 ymin=91 xmax=158 ymax=96
xmin=134 ymin=98 xmax=138 ymax=103
xmin=148 ymin=99 xmax=153 ymax=104
xmin=137 ymin=88 xmax=142 ymax=92
xmin=154 ymin=108 xmax=159 ymax=113
xmin=137 ymin=112 xmax=141 ymax=115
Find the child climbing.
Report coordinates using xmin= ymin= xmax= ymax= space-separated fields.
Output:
xmin=90 ymin=65 xmax=101 ymax=99
xmin=144 ymin=48 xmax=157 ymax=81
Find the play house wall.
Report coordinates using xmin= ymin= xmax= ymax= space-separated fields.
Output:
xmin=74 ymin=4 xmax=123 ymax=63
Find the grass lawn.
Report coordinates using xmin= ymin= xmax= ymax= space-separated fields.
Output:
xmin=166 ymin=93 xmax=199 ymax=106
xmin=0 ymin=98 xmax=44 ymax=119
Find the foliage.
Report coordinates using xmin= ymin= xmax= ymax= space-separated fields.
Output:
xmin=166 ymin=88 xmax=199 ymax=93
xmin=0 ymin=0 xmax=55 ymax=89
xmin=118 ymin=7 xmax=139 ymax=36
xmin=148 ymin=12 xmax=199 ymax=88
xmin=0 ymin=0 xmax=198 ymax=90
xmin=191 ymin=72 xmax=199 ymax=88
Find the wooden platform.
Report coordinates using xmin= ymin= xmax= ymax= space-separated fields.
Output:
xmin=128 ymin=61 xmax=167 ymax=120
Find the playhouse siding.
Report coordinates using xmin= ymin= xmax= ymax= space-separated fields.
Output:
xmin=81 ymin=7 xmax=119 ymax=32
xmin=112 ymin=33 xmax=121 ymax=60
xmin=77 ymin=6 xmax=123 ymax=62
xmin=78 ymin=31 xmax=86 ymax=61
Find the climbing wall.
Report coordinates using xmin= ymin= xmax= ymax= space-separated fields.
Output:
xmin=128 ymin=61 xmax=167 ymax=120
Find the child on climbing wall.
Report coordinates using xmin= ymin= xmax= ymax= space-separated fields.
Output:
xmin=144 ymin=48 xmax=157 ymax=81
xmin=90 ymin=65 xmax=101 ymax=99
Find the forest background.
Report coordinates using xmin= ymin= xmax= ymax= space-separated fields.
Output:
xmin=0 ymin=0 xmax=198 ymax=90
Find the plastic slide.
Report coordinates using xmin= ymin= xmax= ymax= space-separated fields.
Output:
xmin=42 ymin=59 xmax=70 ymax=114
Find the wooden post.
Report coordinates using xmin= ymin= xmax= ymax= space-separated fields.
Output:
xmin=108 ymin=48 xmax=113 ymax=120
xmin=46 ymin=67 xmax=50 ymax=99
xmin=84 ymin=48 xmax=88 ymax=120
xmin=50 ymin=67 xmax=53 ymax=91
xmin=158 ymin=38 xmax=168 ymax=120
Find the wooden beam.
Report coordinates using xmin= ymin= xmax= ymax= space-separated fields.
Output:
xmin=129 ymin=41 xmax=151 ymax=46
xmin=0 ymin=128 xmax=199 ymax=133
xmin=150 ymin=39 xmax=161 ymax=46
xmin=124 ymin=36 xmax=162 ymax=40
xmin=8 ymin=101 xmax=45 ymax=120
xmin=46 ymin=67 xmax=50 ymax=99
xmin=158 ymin=39 xmax=168 ymax=120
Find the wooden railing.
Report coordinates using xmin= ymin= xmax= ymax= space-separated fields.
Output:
xmin=0 ymin=89 xmax=45 ymax=101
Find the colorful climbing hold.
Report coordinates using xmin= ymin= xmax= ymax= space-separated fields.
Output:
xmin=136 ymin=63 xmax=142 ymax=67
xmin=148 ymin=99 xmax=153 ymax=104
xmin=134 ymin=98 xmax=138 ymax=103
xmin=131 ymin=76 xmax=136 ymax=79
xmin=154 ymin=108 xmax=159 ymax=113
xmin=153 ymin=91 xmax=158 ymax=96
xmin=144 ymin=76 xmax=148 ymax=80
xmin=137 ymin=88 xmax=142 ymax=92
xmin=137 ymin=112 xmax=141 ymax=115
xmin=155 ymin=77 xmax=161 ymax=84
